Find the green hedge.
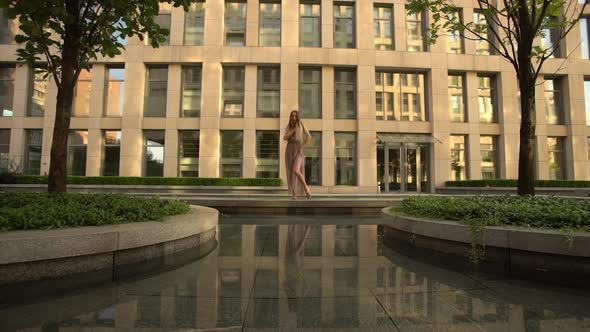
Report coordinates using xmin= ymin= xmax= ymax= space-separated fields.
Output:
xmin=0 ymin=192 xmax=190 ymax=232
xmin=3 ymin=176 xmax=282 ymax=187
xmin=445 ymin=179 xmax=590 ymax=188
xmin=393 ymin=196 xmax=590 ymax=231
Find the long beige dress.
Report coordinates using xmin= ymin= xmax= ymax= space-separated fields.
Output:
xmin=285 ymin=135 xmax=305 ymax=197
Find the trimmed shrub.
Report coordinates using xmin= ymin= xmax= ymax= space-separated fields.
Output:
xmin=0 ymin=192 xmax=191 ymax=232
xmin=445 ymin=179 xmax=590 ymax=188
xmin=3 ymin=176 xmax=282 ymax=187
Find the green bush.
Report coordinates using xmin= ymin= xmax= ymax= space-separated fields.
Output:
xmin=393 ymin=196 xmax=590 ymax=231
xmin=0 ymin=192 xmax=191 ymax=232
xmin=5 ymin=176 xmax=282 ymax=187
xmin=445 ymin=179 xmax=590 ymax=188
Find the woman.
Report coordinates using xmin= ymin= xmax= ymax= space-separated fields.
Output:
xmin=284 ymin=110 xmax=312 ymax=199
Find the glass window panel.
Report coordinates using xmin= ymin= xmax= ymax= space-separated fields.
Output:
xmin=184 ymin=2 xmax=205 ymax=45
xmin=548 ymin=137 xmax=564 ymax=180
xmin=144 ymin=130 xmax=165 ymax=177
xmin=144 ymin=67 xmax=168 ymax=117
xmin=448 ymin=74 xmax=465 ymax=122
xmin=181 ymin=66 xmax=201 ymax=117
xmin=375 ymin=72 xmax=426 ymax=121
xmin=334 ymin=4 xmax=355 ymax=48
xmin=29 ymin=69 xmax=47 ymax=117
xmin=221 ymin=130 xmax=243 ymax=177
xmin=299 ymin=67 xmax=322 ymax=118
xmin=544 ymin=78 xmax=563 ymax=125
xmin=179 ymin=130 xmax=199 ymax=177
xmin=581 ymin=17 xmax=590 ymax=59
xmin=257 ymin=66 xmax=280 ymax=118
xmin=335 ymin=69 xmax=356 ymax=119
xmin=480 ymin=135 xmax=497 ymax=179
xmin=72 ymin=69 xmax=91 ymax=117
xmin=541 ymin=17 xmax=561 ymax=58
xmin=446 ymin=10 xmax=464 ymax=53
xmin=304 ymin=131 xmax=321 ymax=185
xmin=67 ymin=130 xmax=88 ymax=176
xmin=25 ymin=129 xmax=42 ymax=175
xmin=0 ymin=129 xmax=9 ymax=172
xmin=256 ymin=131 xmax=279 ymax=178
xmin=474 ymin=11 xmax=492 ymax=55
xmin=374 ymin=6 xmax=393 ymax=50
xmin=450 ymin=135 xmax=467 ymax=180
xmin=153 ymin=11 xmax=171 ymax=46
xmin=225 ymin=2 xmax=247 ymax=46
xmin=478 ymin=75 xmax=496 ymax=123
xmin=299 ymin=3 xmax=321 ymax=47
xmin=102 ymin=131 xmax=121 ymax=176
xmin=259 ymin=3 xmax=281 ymax=46
xmin=223 ymin=66 xmax=245 ymax=117
xmin=335 ymin=132 xmax=356 ymax=185
xmin=0 ymin=66 xmax=15 ymax=117
xmin=105 ymin=68 xmax=125 ymax=117
xmin=406 ymin=9 xmax=425 ymax=52
xmin=585 ymin=80 xmax=590 ymax=126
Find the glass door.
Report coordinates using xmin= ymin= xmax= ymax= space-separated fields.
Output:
xmin=405 ymin=147 xmax=418 ymax=192
xmin=378 ymin=144 xmax=430 ymax=193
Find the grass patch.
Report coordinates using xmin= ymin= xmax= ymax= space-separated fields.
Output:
xmin=0 ymin=192 xmax=191 ymax=232
xmin=445 ymin=179 xmax=590 ymax=188
xmin=393 ymin=196 xmax=590 ymax=232
xmin=0 ymin=176 xmax=282 ymax=187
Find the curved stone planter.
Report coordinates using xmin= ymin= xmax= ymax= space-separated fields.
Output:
xmin=0 ymin=205 xmax=218 ymax=286
xmin=381 ymin=207 xmax=590 ymax=288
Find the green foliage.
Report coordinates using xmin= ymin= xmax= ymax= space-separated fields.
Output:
xmin=0 ymin=192 xmax=190 ymax=232
xmin=393 ymin=196 xmax=590 ymax=232
xmin=4 ymin=176 xmax=282 ymax=187
xmin=445 ymin=180 xmax=590 ymax=188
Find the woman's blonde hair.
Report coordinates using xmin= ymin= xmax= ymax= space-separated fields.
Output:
xmin=286 ymin=110 xmax=311 ymax=146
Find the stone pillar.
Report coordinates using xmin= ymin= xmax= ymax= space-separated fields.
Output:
xmin=120 ymin=58 xmax=145 ymax=176
xmin=322 ymin=67 xmax=335 ymax=188
xmin=243 ymin=64 xmax=257 ymax=178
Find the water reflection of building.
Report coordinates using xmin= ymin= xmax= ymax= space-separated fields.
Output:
xmin=15 ymin=224 xmax=590 ymax=331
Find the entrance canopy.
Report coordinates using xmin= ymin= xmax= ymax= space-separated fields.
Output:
xmin=377 ymin=133 xmax=437 ymax=145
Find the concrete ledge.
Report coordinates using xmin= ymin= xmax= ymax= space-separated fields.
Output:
xmin=0 ymin=205 xmax=218 ymax=285
xmin=438 ymin=186 xmax=590 ymax=197
xmin=0 ymin=184 xmax=286 ymax=195
xmin=381 ymin=207 xmax=590 ymax=287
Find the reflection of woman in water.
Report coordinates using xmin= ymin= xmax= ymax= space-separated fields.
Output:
xmin=284 ymin=224 xmax=311 ymax=307
xmin=283 ymin=110 xmax=312 ymax=200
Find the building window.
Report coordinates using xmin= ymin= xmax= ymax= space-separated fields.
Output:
xmin=72 ymin=69 xmax=91 ymax=117
xmin=102 ymin=131 xmax=120 ymax=176
xmin=299 ymin=67 xmax=322 ymax=119
xmin=184 ymin=2 xmax=205 ymax=45
xmin=220 ymin=131 xmax=243 ymax=177
xmin=223 ymin=66 xmax=245 ymax=117
xmin=259 ymin=2 xmax=281 ymax=46
xmin=335 ymin=132 xmax=356 ymax=185
xmin=446 ymin=10 xmax=464 ymax=54
xmin=257 ymin=66 xmax=280 ymax=118
xmin=0 ymin=129 xmax=9 ymax=172
xmin=0 ymin=8 xmax=17 ymax=44
xmin=374 ymin=5 xmax=393 ymax=50
xmin=585 ymin=80 xmax=590 ymax=126
xmin=153 ymin=4 xmax=171 ymax=46
xmin=28 ymin=68 xmax=47 ymax=117
xmin=334 ymin=3 xmax=355 ymax=48
xmin=335 ymin=68 xmax=356 ymax=119
xmin=144 ymin=67 xmax=168 ymax=117
xmin=305 ymin=131 xmax=321 ymax=185
xmin=478 ymin=75 xmax=497 ymax=123
xmin=300 ymin=2 xmax=321 ymax=47
xmin=450 ymin=135 xmax=467 ymax=180
xmin=105 ymin=67 xmax=125 ymax=117
xmin=448 ymin=74 xmax=466 ymax=122
xmin=0 ymin=66 xmax=15 ymax=117
xmin=541 ymin=17 xmax=561 ymax=58
xmin=480 ymin=135 xmax=497 ymax=179
xmin=25 ymin=129 xmax=42 ymax=175
xmin=581 ymin=17 xmax=589 ymax=59
xmin=225 ymin=2 xmax=247 ymax=46
xmin=545 ymin=78 xmax=563 ymax=125
xmin=375 ymin=72 xmax=426 ymax=121
xmin=144 ymin=131 xmax=165 ymax=177
xmin=548 ymin=136 xmax=565 ymax=180
xmin=406 ymin=9 xmax=426 ymax=52
xmin=474 ymin=11 xmax=493 ymax=55
xmin=67 ymin=130 xmax=87 ymax=176
xmin=179 ymin=130 xmax=199 ymax=177
xmin=256 ymin=131 xmax=279 ymax=178
xmin=181 ymin=66 xmax=201 ymax=117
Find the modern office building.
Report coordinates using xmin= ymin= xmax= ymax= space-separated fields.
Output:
xmin=0 ymin=1 xmax=589 ymax=193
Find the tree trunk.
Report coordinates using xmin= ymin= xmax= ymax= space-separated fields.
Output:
xmin=47 ymin=0 xmax=81 ymax=192
xmin=517 ymin=65 xmax=536 ymax=196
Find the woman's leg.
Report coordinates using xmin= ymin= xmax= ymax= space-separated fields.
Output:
xmin=293 ymin=154 xmax=310 ymax=197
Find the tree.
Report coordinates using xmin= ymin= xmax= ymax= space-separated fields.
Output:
xmin=0 ymin=0 xmax=191 ymax=192
xmin=407 ymin=0 xmax=587 ymax=195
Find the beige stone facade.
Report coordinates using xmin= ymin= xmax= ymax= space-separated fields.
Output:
xmin=0 ymin=0 xmax=589 ymax=194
